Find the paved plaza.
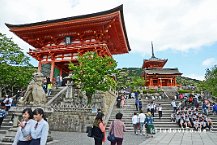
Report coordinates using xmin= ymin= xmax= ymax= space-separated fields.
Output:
xmin=49 ymin=131 xmax=217 ymax=145
xmin=140 ymin=131 xmax=217 ymax=145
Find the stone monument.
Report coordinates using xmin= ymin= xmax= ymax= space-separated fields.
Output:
xmin=19 ymin=72 xmax=47 ymax=105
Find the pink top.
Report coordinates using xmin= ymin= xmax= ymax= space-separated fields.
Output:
xmin=99 ymin=122 xmax=106 ymax=142
xmin=109 ymin=119 xmax=126 ymax=138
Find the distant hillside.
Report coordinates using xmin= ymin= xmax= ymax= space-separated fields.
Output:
xmin=116 ymin=67 xmax=201 ymax=87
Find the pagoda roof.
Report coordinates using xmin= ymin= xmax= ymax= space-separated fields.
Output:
xmin=5 ymin=5 xmax=130 ymax=55
xmin=142 ymin=42 xmax=167 ymax=68
xmin=144 ymin=68 xmax=182 ymax=75
xmin=142 ymin=58 xmax=168 ymax=68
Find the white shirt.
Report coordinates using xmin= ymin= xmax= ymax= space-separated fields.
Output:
xmin=131 ymin=93 xmax=135 ymax=98
xmin=171 ymin=101 xmax=176 ymax=107
xmin=138 ymin=113 xmax=146 ymax=123
xmin=158 ymin=106 xmax=162 ymax=111
xmin=150 ymin=104 xmax=154 ymax=109
xmin=31 ymin=119 xmax=49 ymax=145
xmin=3 ymin=98 xmax=13 ymax=107
xmin=132 ymin=115 xmax=138 ymax=124
xmin=13 ymin=119 xmax=36 ymax=145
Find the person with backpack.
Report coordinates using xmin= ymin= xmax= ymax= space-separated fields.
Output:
xmin=92 ymin=112 xmax=106 ymax=145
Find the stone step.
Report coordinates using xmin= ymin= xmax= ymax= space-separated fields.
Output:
xmin=0 ymin=126 xmax=12 ymax=130
xmin=0 ymin=130 xmax=7 ymax=134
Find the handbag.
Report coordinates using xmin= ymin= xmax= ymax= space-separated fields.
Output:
xmin=107 ymin=121 xmax=116 ymax=142
xmin=87 ymin=126 xmax=93 ymax=138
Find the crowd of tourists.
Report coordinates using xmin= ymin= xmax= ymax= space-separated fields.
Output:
xmin=170 ymin=94 xmax=216 ymax=131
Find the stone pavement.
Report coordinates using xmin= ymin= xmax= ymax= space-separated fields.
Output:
xmin=50 ymin=131 xmax=146 ymax=145
xmin=139 ymin=131 xmax=217 ymax=145
xmin=49 ymin=131 xmax=217 ymax=145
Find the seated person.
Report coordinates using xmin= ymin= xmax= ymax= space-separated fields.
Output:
xmin=184 ymin=115 xmax=191 ymax=128
xmin=206 ymin=117 xmax=213 ymax=130
xmin=199 ymin=118 xmax=207 ymax=130
xmin=179 ymin=116 xmax=185 ymax=128
xmin=193 ymin=119 xmax=200 ymax=130
xmin=176 ymin=113 xmax=181 ymax=124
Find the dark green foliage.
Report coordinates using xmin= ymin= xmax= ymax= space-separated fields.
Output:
xmin=69 ymin=52 xmax=117 ymax=104
xmin=0 ymin=33 xmax=35 ymax=95
xmin=204 ymin=65 xmax=217 ymax=96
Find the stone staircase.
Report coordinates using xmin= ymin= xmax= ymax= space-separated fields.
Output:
xmin=106 ymin=98 xmax=217 ymax=132
xmin=161 ymin=87 xmax=178 ymax=99
xmin=0 ymin=114 xmax=13 ymax=141
xmin=0 ymin=87 xmax=63 ymax=145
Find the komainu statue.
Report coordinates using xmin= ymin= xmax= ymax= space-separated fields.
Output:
xmin=19 ymin=72 xmax=47 ymax=105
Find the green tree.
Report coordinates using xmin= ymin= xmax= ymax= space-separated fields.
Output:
xmin=127 ymin=76 xmax=145 ymax=91
xmin=204 ymin=65 xmax=217 ymax=96
xmin=0 ymin=33 xmax=35 ymax=96
xmin=68 ymin=52 xmax=117 ymax=104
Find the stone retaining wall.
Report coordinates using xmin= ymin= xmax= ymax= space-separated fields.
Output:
xmin=49 ymin=91 xmax=116 ymax=132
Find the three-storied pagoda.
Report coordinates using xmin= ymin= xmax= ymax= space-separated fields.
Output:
xmin=6 ymin=5 xmax=130 ymax=82
xmin=142 ymin=43 xmax=182 ymax=87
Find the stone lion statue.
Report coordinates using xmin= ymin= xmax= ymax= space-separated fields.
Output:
xmin=19 ymin=72 xmax=47 ymax=105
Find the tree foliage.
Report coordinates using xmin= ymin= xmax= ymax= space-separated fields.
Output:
xmin=68 ymin=52 xmax=117 ymax=104
xmin=0 ymin=33 xmax=35 ymax=95
xmin=204 ymin=65 xmax=217 ymax=96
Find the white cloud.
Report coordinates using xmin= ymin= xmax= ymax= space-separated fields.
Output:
xmin=185 ymin=74 xmax=204 ymax=81
xmin=1 ymin=0 xmax=217 ymax=56
xmin=202 ymin=57 xmax=217 ymax=67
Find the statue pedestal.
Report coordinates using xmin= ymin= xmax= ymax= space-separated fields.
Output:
xmin=1 ymin=106 xmax=54 ymax=143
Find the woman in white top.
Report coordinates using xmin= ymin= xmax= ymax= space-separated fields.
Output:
xmin=30 ymin=108 xmax=49 ymax=145
xmin=13 ymin=108 xmax=36 ymax=145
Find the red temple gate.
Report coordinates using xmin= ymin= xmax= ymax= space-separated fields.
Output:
xmin=6 ymin=5 xmax=130 ymax=82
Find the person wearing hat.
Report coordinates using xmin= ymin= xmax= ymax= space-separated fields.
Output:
xmin=145 ymin=112 xmax=155 ymax=134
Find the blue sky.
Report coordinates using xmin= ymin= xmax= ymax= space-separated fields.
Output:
xmin=1 ymin=0 xmax=217 ymax=80
xmin=114 ymin=42 xmax=217 ymax=80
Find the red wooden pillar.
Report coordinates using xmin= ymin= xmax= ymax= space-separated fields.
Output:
xmin=50 ymin=60 xmax=55 ymax=82
xmin=38 ymin=61 xmax=42 ymax=72
xmin=159 ymin=78 xmax=162 ymax=87
xmin=59 ymin=68 xmax=63 ymax=78
xmin=174 ymin=77 xmax=176 ymax=86
xmin=170 ymin=78 xmax=173 ymax=86
xmin=150 ymin=78 xmax=153 ymax=86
